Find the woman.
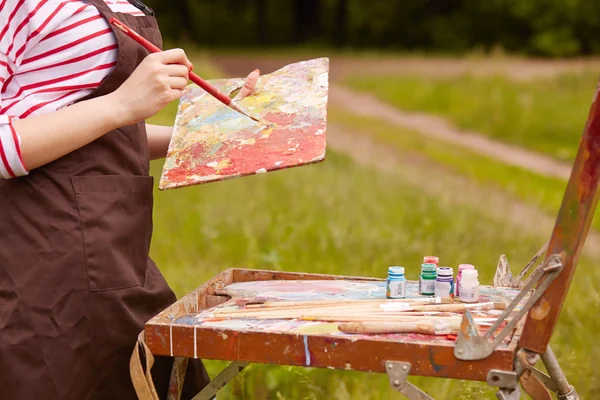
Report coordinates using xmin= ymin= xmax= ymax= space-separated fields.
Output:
xmin=0 ymin=1 xmax=258 ymax=398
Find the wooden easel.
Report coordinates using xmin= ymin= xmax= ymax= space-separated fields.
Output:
xmin=131 ymin=82 xmax=600 ymax=400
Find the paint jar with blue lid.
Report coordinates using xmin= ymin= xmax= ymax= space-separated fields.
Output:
xmin=386 ymin=266 xmax=406 ymax=299
xmin=434 ymin=266 xmax=455 ymax=299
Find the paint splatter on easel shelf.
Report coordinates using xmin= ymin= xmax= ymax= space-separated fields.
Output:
xmin=159 ymin=58 xmax=329 ymax=190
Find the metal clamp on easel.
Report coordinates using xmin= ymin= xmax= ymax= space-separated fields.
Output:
xmin=454 ymin=252 xmax=564 ymax=361
xmin=385 ymin=361 xmax=433 ymax=400
xmin=451 ymin=247 xmax=580 ymax=400
xmin=452 ymin=251 xmax=569 ymax=399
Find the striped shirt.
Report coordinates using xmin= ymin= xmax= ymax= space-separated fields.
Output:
xmin=0 ymin=0 xmax=145 ymax=179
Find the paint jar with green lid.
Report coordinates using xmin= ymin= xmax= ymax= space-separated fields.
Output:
xmin=419 ymin=263 xmax=437 ymax=296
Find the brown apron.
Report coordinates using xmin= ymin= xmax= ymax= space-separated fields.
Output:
xmin=0 ymin=1 xmax=210 ymax=398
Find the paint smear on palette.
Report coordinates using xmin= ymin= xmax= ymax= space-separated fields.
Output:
xmin=159 ymin=58 xmax=329 ymax=190
xmin=183 ymin=280 xmax=529 ymax=347
xmin=218 ymin=280 xmax=387 ymax=301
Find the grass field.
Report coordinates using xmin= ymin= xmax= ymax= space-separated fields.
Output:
xmin=346 ymin=72 xmax=599 ymax=162
xmin=146 ymin=55 xmax=597 ymax=398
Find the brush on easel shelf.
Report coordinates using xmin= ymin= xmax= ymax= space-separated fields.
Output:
xmin=211 ymin=301 xmax=507 ymax=321
xmin=215 ymin=301 xmax=504 ymax=316
xmin=244 ymin=297 xmax=452 ymax=309
xmin=338 ymin=319 xmax=462 ymax=335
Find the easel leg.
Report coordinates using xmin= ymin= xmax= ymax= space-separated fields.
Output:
xmin=191 ymin=362 xmax=249 ymax=400
xmin=167 ymin=357 xmax=189 ymax=400
xmin=540 ymin=347 xmax=579 ymax=400
xmin=516 ymin=347 xmax=579 ymax=400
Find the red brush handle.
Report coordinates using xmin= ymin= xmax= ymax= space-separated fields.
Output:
xmin=109 ymin=17 xmax=233 ymax=107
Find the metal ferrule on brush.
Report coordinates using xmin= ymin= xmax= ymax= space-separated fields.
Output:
xmin=229 ymin=101 xmax=261 ymax=123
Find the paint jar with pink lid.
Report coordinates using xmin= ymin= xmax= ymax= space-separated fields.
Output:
xmin=456 ymin=264 xmax=475 ymax=297
xmin=459 ymin=269 xmax=480 ymax=303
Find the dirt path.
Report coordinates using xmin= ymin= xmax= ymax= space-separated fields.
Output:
xmin=211 ymin=54 xmax=574 ymax=180
xmin=329 ymin=86 xmax=572 ymax=180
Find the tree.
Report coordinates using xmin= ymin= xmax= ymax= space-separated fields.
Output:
xmin=292 ymin=0 xmax=321 ymax=44
xmin=332 ymin=0 xmax=348 ymax=47
xmin=172 ymin=0 xmax=195 ymax=41
xmin=255 ymin=0 xmax=268 ymax=45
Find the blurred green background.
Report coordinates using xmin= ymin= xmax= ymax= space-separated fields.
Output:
xmin=146 ymin=0 xmax=600 ymax=57
xmin=144 ymin=1 xmax=600 ymax=398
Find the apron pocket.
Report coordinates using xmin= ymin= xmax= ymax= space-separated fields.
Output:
xmin=72 ymin=175 xmax=154 ymax=291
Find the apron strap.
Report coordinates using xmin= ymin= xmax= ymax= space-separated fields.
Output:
xmin=130 ymin=332 xmax=189 ymax=400
xmin=130 ymin=332 xmax=160 ymax=400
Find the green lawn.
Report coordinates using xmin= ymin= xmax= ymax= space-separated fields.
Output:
xmin=145 ymin=57 xmax=597 ymax=398
xmin=346 ymin=72 xmax=599 ymax=162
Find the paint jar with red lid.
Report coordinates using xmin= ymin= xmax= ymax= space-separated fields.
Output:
xmin=423 ymin=256 xmax=439 ymax=266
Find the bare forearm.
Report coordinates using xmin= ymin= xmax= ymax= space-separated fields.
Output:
xmin=11 ymin=49 xmax=195 ymax=172
xmin=146 ymin=123 xmax=172 ymax=160
xmin=13 ymin=93 xmax=125 ymax=170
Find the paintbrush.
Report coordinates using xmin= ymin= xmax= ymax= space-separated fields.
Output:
xmin=215 ymin=301 xmax=506 ymax=318
xmin=337 ymin=317 xmax=508 ymax=335
xmin=230 ymin=299 xmax=450 ymax=314
xmin=199 ymin=314 xmax=503 ymax=326
xmin=338 ymin=320 xmax=462 ymax=335
xmin=109 ymin=17 xmax=261 ymax=123
xmin=381 ymin=301 xmax=506 ymax=312
xmin=211 ymin=310 xmax=495 ymax=320
xmin=218 ymin=312 xmax=441 ymax=320
xmin=244 ymin=297 xmax=453 ymax=309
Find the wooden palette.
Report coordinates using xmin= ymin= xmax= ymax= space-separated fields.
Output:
xmin=159 ymin=58 xmax=329 ymax=190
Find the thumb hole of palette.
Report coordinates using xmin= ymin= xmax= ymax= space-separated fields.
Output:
xmin=159 ymin=58 xmax=330 ymax=190
xmin=228 ymin=86 xmax=242 ymax=99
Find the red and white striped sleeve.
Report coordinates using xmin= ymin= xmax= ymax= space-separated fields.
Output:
xmin=0 ymin=0 xmax=145 ymax=179
xmin=1 ymin=0 xmax=29 ymax=179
